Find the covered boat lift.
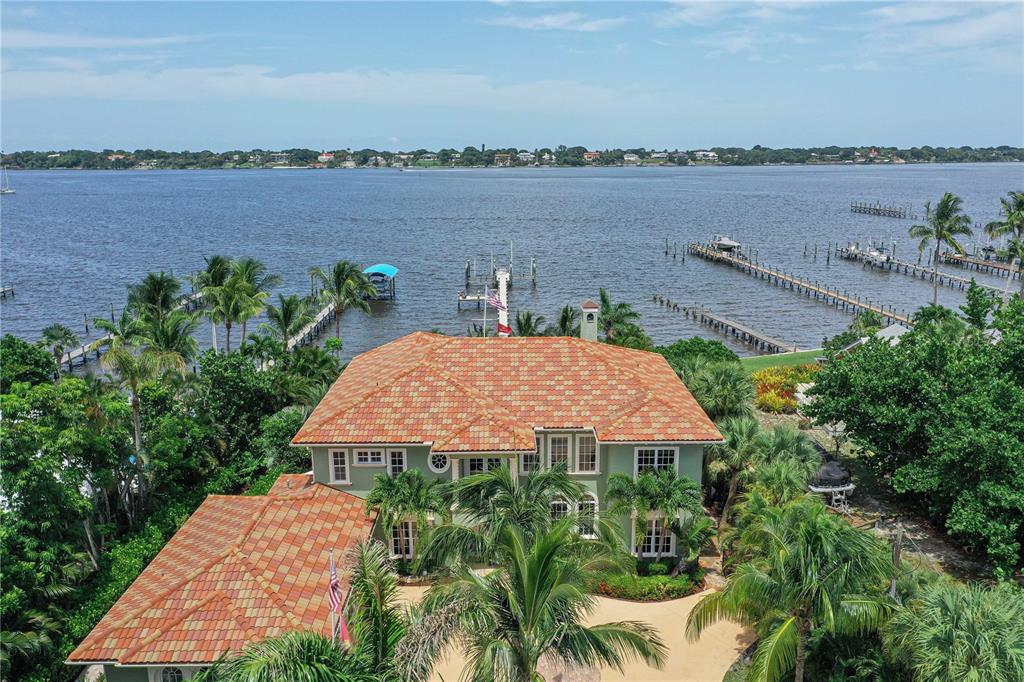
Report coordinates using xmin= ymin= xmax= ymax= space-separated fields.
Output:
xmin=362 ymin=264 xmax=398 ymax=300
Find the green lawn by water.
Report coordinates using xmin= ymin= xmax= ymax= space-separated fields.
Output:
xmin=739 ymin=349 xmax=824 ymax=373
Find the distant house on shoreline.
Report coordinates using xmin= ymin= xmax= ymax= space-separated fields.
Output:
xmin=693 ymin=150 xmax=718 ymax=162
xmin=622 ymin=152 xmax=640 ymax=165
xmin=317 ymin=151 xmax=335 ymax=163
xmin=583 ymin=151 xmax=600 ymax=162
xmin=494 ymin=152 xmax=512 ymax=167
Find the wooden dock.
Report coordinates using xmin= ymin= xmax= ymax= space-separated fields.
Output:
xmin=0 ymin=286 xmax=13 ymax=299
xmin=687 ymin=243 xmax=913 ymax=326
xmin=457 ymin=291 xmax=487 ymax=309
xmin=286 ymin=301 xmax=336 ymax=351
xmin=684 ymin=303 xmax=796 ymax=353
xmin=941 ymin=252 xmax=1021 ymax=280
xmin=61 ymin=292 xmax=205 ymax=371
xmin=836 ymin=246 xmax=1003 ymax=294
xmin=850 ymin=201 xmax=909 ymax=219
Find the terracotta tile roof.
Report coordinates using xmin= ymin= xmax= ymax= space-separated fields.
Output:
xmin=67 ymin=477 xmax=376 ymax=666
xmin=293 ymin=333 xmax=721 ymax=449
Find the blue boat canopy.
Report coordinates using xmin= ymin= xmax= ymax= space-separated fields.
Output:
xmin=363 ymin=264 xmax=398 ymax=278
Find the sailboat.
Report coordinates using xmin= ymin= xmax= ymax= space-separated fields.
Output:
xmin=0 ymin=165 xmax=14 ymax=195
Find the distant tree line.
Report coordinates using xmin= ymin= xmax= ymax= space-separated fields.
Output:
xmin=4 ymin=144 xmax=1022 ymax=170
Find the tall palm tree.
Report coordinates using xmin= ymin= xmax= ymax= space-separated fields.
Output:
xmin=401 ymin=521 xmax=667 ymax=681
xmin=707 ymin=414 xmax=762 ymax=527
xmin=607 ymin=469 xmax=701 ymax=562
xmin=191 ymin=255 xmax=233 ymax=352
xmin=416 ymin=465 xmax=586 ymax=571
xmin=261 ymin=293 xmax=313 ymax=350
xmin=231 ymin=258 xmax=281 ymax=342
xmin=909 ymin=192 xmax=974 ymax=306
xmin=310 ymin=260 xmax=377 ymax=340
xmin=686 ymin=361 xmax=755 ymax=421
xmin=984 ymin=190 xmax=1024 ymax=295
xmin=365 ymin=469 xmax=448 ymax=566
xmin=92 ymin=307 xmax=146 ymax=352
xmin=883 ymin=582 xmax=1024 ymax=681
xmin=598 ymin=287 xmax=641 ymax=338
xmin=241 ymin=333 xmax=283 ymax=371
xmin=128 ymin=271 xmax=181 ymax=322
xmin=513 ymin=309 xmax=546 ymax=336
xmin=207 ymin=279 xmax=254 ymax=353
xmin=668 ymin=509 xmax=716 ymax=577
xmin=39 ymin=324 xmax=78 ymax=379
xmin=687 ymin=498 xmax=893 ymax=682
xmin=605 ymin=473 xmax=655 ymax=558
xmin=347 ymin=540 xmax=407 ymax=677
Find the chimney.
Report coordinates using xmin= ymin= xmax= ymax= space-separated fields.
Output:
xmin=580 ymin=299 xmax=599 ymax=341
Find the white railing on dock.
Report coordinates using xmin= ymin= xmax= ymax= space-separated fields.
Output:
xmin=287 ymin=302 xmax=335 ymax=351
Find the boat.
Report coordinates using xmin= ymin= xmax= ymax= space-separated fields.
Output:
xmin=362 ymin=264 xmax=398 ymax=300
xmin=0 ymin=165 xmax=14 ymax=195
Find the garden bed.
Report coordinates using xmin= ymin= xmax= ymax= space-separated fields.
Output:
xmin=587 ymin=562 xmax=706 ymax=602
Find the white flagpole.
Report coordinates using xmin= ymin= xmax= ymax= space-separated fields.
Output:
xmin=483 ymin=285 xmax=488 ymax=337
xmin=329 ymin=550 xmax=336 ymax=645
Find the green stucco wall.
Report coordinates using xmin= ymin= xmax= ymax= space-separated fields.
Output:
xmin=101 ymin=666 xmax=146 ymax=682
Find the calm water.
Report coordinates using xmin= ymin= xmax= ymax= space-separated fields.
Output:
xmin=2 ymin=164 xmax=1021 ymax=359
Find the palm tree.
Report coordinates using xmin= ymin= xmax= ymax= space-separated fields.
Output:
xmin=686 ymin=361 xmax=756 ymax=421
xmin=195 ymin=630 xmax=372 ymax=682
xmin=985 ymin=190 xmax=1024 ymax=295
xmin=687 ymin=497 xmax=893 ymax=682
xmin=207 ymin=279 xmax=253 ymax=352
xmin=310 ymin=260 xmax=377 ymax=340
xmin=598 ymin=287 xmax=641 ymax=338
xmin=707 ymin=415 xmax=762 ymax=527
xmin=365 ymin=469 xmax=448 ymax=567
xmin=39 ymin=324 xmax=78 ymax=378
xmin=92 ymin=307 xmax=146 ymax=352
xmin=549 ymin=304 xmax=581 ymax=336
xmin=261 ymin=293 xmax=313 ymax=350
xmin=754 ymin=425 xmax=820 ymax=481
xmin=140 ymin=310 xmax=200 ymax=367
xmin=401 ymin=521 xmax=667 ymax=681
xmin=607 ymin=469 xmax=701 ymax=563
xmin=883 ymin=582 xmax=1024 ymax=681
xmin=191 ymin=255 xmax=233 ymax=352
xmin=128 ymin=271 xmax=181 ymax=322
xmin=231 ymin=258 xmax=281 ymax=343
xmin=606 ymin=473 xmax=655 ymax=558
xmin=416 ymin=465 xmax=586 ymax=571
xmin=347 ymin=540 xmax=407 ymax=677
xmin=513 ymin=309 xmax=546 ymax=336
xmin=669 ymin=509 xmax=716 ymax=577
xmin=240 ymin=333 xmax=283 ymax=371
xmin=909 ymin=193 xmax=974 ymax=306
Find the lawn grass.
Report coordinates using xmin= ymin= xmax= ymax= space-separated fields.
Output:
xmin=739 ymin=349 xmax=823 ymax=373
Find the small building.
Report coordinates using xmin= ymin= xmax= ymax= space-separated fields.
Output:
xmin=583 ymin=151 xmax=600 ymax=162
xmin=419 ymin=153 xmax=438 ymax=161
xmin=494 ymin=153 xmax=512 ymax=167
xmin=341 ymin=159 xmax=357 ymax=168
xmin=622 ymin=153 xmax=640 ymax=165
xmin=317 ymin=152 xmax=335 ymax=163
xmin=650 ymin=151 xmax=669 ymax=159
xmin=693 ymin=150 xmax=718 ymax=162
xmin=267 ymin=152 xmax=290 ymax=164
xmin=517 ymin=151 xmax=535 ymax=163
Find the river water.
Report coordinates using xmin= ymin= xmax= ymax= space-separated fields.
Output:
xmin=2 ymin=164 xmax=1021 ymax=359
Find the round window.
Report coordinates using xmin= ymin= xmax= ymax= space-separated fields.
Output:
xmin=428 ymin=453 xmax=450 ymax=473
xmin=161 ymin=668 xmax=184 ymax=682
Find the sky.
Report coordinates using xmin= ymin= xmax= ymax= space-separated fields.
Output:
xmin=1 ymin=1 xmax=1022 ymax=151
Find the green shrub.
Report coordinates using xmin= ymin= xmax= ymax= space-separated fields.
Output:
xmin=245 ymin=467 xmax=285 ymax=496
xmin=656 ymin=337 xmax=739 ymax=372
xmin=0 ymin=334 xmax=56 ymax=391
xmin=589 ymin=572 xmax=702 ymax=601
xmin=755 ymin=390 xmax=798 ymax=414
xmin=640 ymin=560 xmax=671 ymax=576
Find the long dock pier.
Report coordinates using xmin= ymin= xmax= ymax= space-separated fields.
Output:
xmin=61 ymin=292 xmax=205 ymax=371
xmin=850 ymin=201 xmax=909 ymax=219
xmin=287 ymin=301 xmax=336 ymax=351
xmin=0 ymin=285 xmax=14 ymax=299
xmin=687 ymin=243 xmax=913 ymax=326
xmin=682 ymin=302 xmax=796 ymax=353
xmin=836 ymin=246 xmax=1003 ymax=294
xmin=941 ymin=252 xmax=1021 ymax=281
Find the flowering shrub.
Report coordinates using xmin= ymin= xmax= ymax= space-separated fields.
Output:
xmin=589 ymin=572 xmax=703 ymax=601
xmin=755 ymin=391 xmax=798 ymax=414
xmin=752 ymin=363 xmax=818 ymax=413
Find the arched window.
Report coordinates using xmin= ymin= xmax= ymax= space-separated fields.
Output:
xmin=550 ymin=499 xmax=570 ymax=521
xmin=161 ymin=668 xmax=184 ymax=682
xmin=428 ymin=453 xmax=450 ymax=474
xmin=577 ymin=493 xmax=598 ymax=538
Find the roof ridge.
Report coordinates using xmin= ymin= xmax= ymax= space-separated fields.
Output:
xmin=231 ymin=548 xmax=304 ymax=629
xmin=120 ymin=591 xmax=228 ymax=662
xmin=593 ymin=391 xmax=655 ymax=435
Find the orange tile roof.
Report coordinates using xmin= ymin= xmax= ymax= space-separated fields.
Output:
xmin=293 ymin=333 xmax=722 ymax=450
xmin=68 ymin=476 xmax=376 ymax=666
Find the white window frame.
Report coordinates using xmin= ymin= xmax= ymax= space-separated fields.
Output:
xmin=328 ymin=449 xmax=351 ymax=485
xmin=390 ymin=520 xmax=416 ymax=559
xmin=547 ymin=434 xmax=572 ymax=472
xmin=522 ymin=436 xmax=543 ymax=474
xmin=550 ymin=499 xmax=571 ymax=521
xmin=577 ymin=493 xmax=599 ymax=538
xmin=574 ymin=434 xmax=599 ymax=474
xmin=428 ymin=452 xmax=450 ymax=474
xmin=632 ymin=515 xmax=676 ymax=558
xmin=464 ymin=457 xmax=505 ymax=476
xmin=388 ymin=449 xmax=407 ymax=477
xmin=148 ymin=668 xmax=203 ymax=682
xmin=633 ymin=446 xmax=678 ymax=476
xmin=354 ymin=448 xmax=385 ymax=466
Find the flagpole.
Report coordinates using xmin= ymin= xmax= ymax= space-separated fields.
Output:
xmin=329 ymin=550 xmax=337 ymax=645
xmin=483 ymin=285 xmax=488 ymax=336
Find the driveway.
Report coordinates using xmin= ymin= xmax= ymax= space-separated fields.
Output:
xmin=397 ymin=586 xmax=754 ymax=682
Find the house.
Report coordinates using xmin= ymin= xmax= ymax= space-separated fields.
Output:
xmin=341 ymin=159 xmax=357 ymax=168
xmin=517 ymin=151 xmax=535 ymax=163
xmin=650 ymin=152 xmax=669 ymax=160
xmin=583 ymin=151 xmax=600 ymax=162
xmin=291 ymin=310 xmax=722 ymax=562
xmin=838 ymin=322 xmax=912 ymax=355
xmin=693 ymin=150 xmax=718 ymax=162
xmin=68 ymin=310 xmax=722 ymax=680
xmin=317 ymin=151 xmax=335 ymax=163
xmin=67 ymin=477 xmax=377 ymax=681
xmin=266 ymin=152 xmax=290 ymax=164
xmin=419 ymin=153 xmax=438 ymax=161
xmin=494 ymin=153 xmax=512 ymax=167
xmin=622 ymin=153 xmax=640 ymax=165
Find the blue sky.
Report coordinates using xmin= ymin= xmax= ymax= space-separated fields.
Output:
xmin=2 ymin=1 xmax=1021 ymax=150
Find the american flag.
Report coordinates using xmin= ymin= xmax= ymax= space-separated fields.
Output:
xmin=328 ymin=552 xmax=342 ymax=613
xmin=486 ymin=291 xmax=506 ymax=311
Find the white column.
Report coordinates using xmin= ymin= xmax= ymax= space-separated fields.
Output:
xmin=497 ymin=269 xmax=510 ymax=336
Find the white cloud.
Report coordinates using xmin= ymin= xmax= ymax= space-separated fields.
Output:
xmin=817 ymin=60 xmax=883 ymax=72
xmin=866 ymin=2 xmax=973 ymax=25
xmin=2 ymin=29 xmax=205 ymax=49
xmin=912 ymin=5 xmax=1022 ymax=49
xmin=482 ymin=12 xmax=627 ymax=32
